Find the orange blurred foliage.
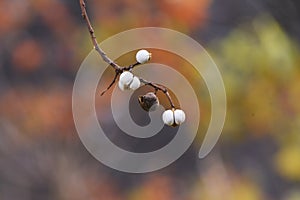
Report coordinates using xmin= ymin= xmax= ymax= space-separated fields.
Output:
xmin=0 ymin=85 xmax=73 ymax=137
xmin=158 ymin=0 xmax=211 ymax=28
xmin=12 ymin=39 xmax=44 ymax=72
xmin=31 ymin=0 xmax=76 ymax=38
xmin=130 ymin=175 xmax=175 ymax=200
xmin=0 ymin=1 xmax=31 ymax=35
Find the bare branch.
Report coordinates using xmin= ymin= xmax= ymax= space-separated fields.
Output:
xmin=79 ymin=0 xmax=176 ymax=110
xmin=79 ymin=0 xmax=121 ymax=70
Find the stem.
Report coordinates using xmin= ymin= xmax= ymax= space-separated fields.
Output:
xmin=123 ymin=62 xmax=141 ymax=71
xmin=79 ymin=0 xmax=121 ymax=70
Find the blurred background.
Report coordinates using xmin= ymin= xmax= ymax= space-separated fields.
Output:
xmin=0 ymin=0 xmax=300 ymax=199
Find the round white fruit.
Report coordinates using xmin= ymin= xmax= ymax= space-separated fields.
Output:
xmin=129 ymin=76 xmax=141 ymax=90
xmin=174 ymin=109 xmax=186 ymax=125
xmin=119 ymin=71 xmax=134 ymax=85
xmin=118 ymin=80 xmax=128 ymax=91
xmin=162 ymin=110 xmax=174 ymax=126
xmin=136 ymin=49 xmax=151 ymax=64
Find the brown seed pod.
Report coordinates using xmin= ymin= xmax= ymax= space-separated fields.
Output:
xmin=138 ymin=92 xmax=159 ymax=112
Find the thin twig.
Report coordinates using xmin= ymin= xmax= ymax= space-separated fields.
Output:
xmin=100 ymin=71 xmax=120 ymax=96
xmin=123 ymin=62 xmax=141 ymax=71
xmin=79 ymin=0 xmax=121 ymax=70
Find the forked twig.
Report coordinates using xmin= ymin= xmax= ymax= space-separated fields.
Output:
xmin=79 ymin=0 xmax=175 ymax=108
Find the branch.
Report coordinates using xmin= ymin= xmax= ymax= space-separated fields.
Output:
xmin=79 ymin=0 xmax=121 ymax=70
xmin=79 ymin=0 xmax=176 ymax=109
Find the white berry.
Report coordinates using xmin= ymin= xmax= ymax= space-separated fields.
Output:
xmin=162 ymin=110 xmax=174 ymax=126
xmin=174 ymin=109 xmax=186 ymax=125
xmin=129 ymin=76 xmax=140 ymax=90
xmin=118 ymin=80 xmax=128 ymax=91
xmin=118 ymin=71 xmax=140 ymax=91
xmin=162 ymin=109 xmax=186 ymax=126
xmin=119 ymin=71 xmax=134 ymax=85
xmin=136 ymin=49 xmax=151 ymax=64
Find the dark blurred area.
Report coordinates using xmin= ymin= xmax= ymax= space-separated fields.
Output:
xmin=0 ymin=0 xmax=300 ymax=199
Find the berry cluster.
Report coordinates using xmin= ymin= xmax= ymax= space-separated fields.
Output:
xmin=117 ymin=50 xmax=186 ymax=127
xmin=118 ymin=71 xmax=140 ymax=91
xmin=162 ymin=109 xmax=186 ymax=127
xmin=79 ymin=1 xmax=186 ymax=127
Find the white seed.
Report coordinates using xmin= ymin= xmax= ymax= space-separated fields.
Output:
xmin=119 ymin=71 xmax=134 ymax=85
xmin=174 ymin=109 xmax=186 ymax=125
xmin=162 ymin=110 xmax=174 ymax=126
xmin=129 ymin=76 xmax=141 ymax=90
xmin=136 ymin=49 xmax=151 ymax=64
